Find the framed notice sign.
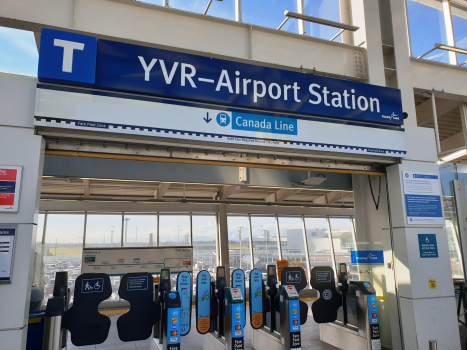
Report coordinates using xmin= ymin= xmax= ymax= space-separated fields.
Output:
xmin=0 ymin=167 xmax=22 ymax=212
xmin=402 ymin=171 xmax=443 ymax=225
xmin=0 ymin=225 xmax=17 ymax=283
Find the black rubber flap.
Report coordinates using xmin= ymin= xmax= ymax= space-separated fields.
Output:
xmin=310 ymin=267 xmax=342 ymax=324
xmin=62 ymin=273 xmax=112 ymax=346
xmin=117 ymin=273 xmax=160 ymax=342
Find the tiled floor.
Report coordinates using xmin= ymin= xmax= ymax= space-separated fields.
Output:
xmin=66 ymin=302 xmax=338 ymax=350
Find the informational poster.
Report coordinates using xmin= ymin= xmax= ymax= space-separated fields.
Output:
xmin=0 ymin=225 xmax=16 ymax=283
xmin=0 ymin=167 xmax=22 ymax=212
xmin=402 ymin=171 xmax=444 ymax=225
xmin=276 ymin=260 xmax=288 ymax=282
xmin=81 ymin=246 xmax=193 ymax=275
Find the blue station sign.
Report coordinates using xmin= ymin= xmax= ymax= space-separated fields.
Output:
xmin=38 ymin=28 xmax=404 ymax=126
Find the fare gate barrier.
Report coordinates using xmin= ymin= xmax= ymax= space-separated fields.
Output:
xmin=154 ymin=269 xmax=192 ymax=350
xmin=42 ymin=270 xmax=193 ymax=350
xmin=251 ymin=265 xmax=308 ymax=350
xmin=316 ymin=264 xmax=382 ymax=350
xmin=196 ymin=267 xmax=246 ymax=350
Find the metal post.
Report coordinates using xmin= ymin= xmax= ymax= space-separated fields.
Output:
xmin=235 ymin=0 xmax=242 ymax=22
xmin=275 ymin=215 xmax=282 ymax=260
xmin=327 ymin=217 xmax=338 ymax=278
xmin=248 ymin=215 xmax=254 ymax=269
xmin=431 ymin=93 xmax=442 ymax=155
xmin=301 ymin=216 xmax=312 ymax=283
xmin=204 ymin=0 xmax=214 ymax=15
xmin=428 ymin=340 xmax=438 ymax=350
xmin=157 ymin=213 xmax=160 ymax=247
xmin=163 ymin=0 xmax=169 ymax=7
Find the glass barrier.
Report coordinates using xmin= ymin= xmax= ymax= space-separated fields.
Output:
xmin=171 ymin=0 xmax=236 ymax=20
xmin=304 ymin=217 xmax=333 ymax=269
xmin=336 ymin=283 xmax=358 ymax=327
xmin=227 ymin=216 xmax=252 ymax=273
xmin=85 ymin=214 xmax=122 ymax=247
xmin=0 ymin=26 xmax=38 ymax=76
xmin=159 ymin=215 xmax=191 ymax=246
xmin=122 ymin=214 xmax=158 ymax=247
xmin=304 ymin=0 xmax=342 ymax=41
xmin=278 ymin=217 xmax=308 ymax=278
xmin=329 ymin=217 xmax=357 ymax=279
xmin=192 ymin=214 xmax=218 ymax=291
xmin=44 ymin=214 xmax=85 ymax=304
xmin=407 ymin=0 xmax=449 ymax=63
xmin=242 ymin=0 xmax=298 ymax=33
xmin=251 ymin=216 xmax=279 ymax=273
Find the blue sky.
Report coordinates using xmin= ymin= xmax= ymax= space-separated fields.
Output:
xmin=0 ymin=0 xmax=463 ymax=77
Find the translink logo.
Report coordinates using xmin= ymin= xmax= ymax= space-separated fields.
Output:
xmin=38 ymin=28 xmax=97 ymax=86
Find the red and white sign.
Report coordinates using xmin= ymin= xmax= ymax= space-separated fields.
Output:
xmin=0 ymin=167 xmax=22 ymax=212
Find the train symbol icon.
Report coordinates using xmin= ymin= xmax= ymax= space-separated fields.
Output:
xmin=216 ymin=113 xmax=230 ymax=127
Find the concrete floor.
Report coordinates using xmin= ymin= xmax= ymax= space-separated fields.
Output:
xmin=66 ymin=303 xmax=339 ymax=350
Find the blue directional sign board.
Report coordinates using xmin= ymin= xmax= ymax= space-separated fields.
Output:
xmin=127 ymin=276 xmax=148 ymax=291
xmin=351 ymin=250 xmax=384 ymax=264
xmin=81 ymin=278 xmax=104 ymax=293
xmin=418 ymin=234 xmax=439 ymax=258
xmin=37 ymin=29 xmax=404 ymax=126
xmin=177 ymin=271 xmax=192 ymax=335
xmin=232 ymin=269 xmax=246 ymax=326
xmin=249 ymin=269 xmax=263 ymax=329
xmin=38 ymin=28 xmax=97 ymax=86
xmin=195 ymin=270 xmax=211 ymax=334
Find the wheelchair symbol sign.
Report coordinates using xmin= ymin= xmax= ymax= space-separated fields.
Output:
xmin=82 ymin=278 xmax=104 ymax=293
xmin=216 ymin=113 xmax=230 ymax=127
xmin=286 ymin=272 xmax=301 ymax=283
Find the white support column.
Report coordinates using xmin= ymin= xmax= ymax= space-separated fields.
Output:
xmin=389 ymin=0 xmax=417 ymax=126
xmin=453 ymin=179 xmax=467 ymax=281
xmin=296 ymin=0 xmax=306 ymax=35
xmin=350 ymin=0 xmax=386 ymax=85
xmin=339 ymin=0 xmax=354 ymax=45
xmin=386 ymin=159 xmax=461 ymax=350
xmin=442 ymin=0 xmax=457 ymax=65
xmin=218 ymin=204 xmax=230 ymax=286
xmin=0 ymin=74 xmax=45 ymax=350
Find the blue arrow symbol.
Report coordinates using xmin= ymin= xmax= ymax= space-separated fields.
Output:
xmin=203 ymin=113 xmax=212 ymax=123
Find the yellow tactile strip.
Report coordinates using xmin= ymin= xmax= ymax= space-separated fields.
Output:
xmin=99 ymin=309 xmax=129 ymax=315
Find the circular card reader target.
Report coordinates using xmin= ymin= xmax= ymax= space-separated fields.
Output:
xmin=216 ymin=112 xmax=230 ymax=127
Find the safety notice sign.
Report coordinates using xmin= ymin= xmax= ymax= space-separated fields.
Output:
xmin=0 ymin=167 xmax=22 ymax=212
xmin=402 ymin=171 xmax=443 ymax=225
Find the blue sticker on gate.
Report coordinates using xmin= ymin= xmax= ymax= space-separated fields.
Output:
xmin=249 ymin=269 xmax=263 ymax=329
xmin=232 ymin=303 xmax=244 ymax=338
xmin=177 ymin=271 xmax=192 ymax=335
xmin=127 ymin=276 xmax=148 ymax=291
xmin=367 ymin=295 xmax=379 ymax=325
xmin=232 ymin=269 xmax=246 ymax=326
xmin=167 ymin=307 xmax=181 ymax=344
xmin=81 ymin=278 xmax=104 ymax=293
xmin=196 ymin=270 xmax=211 ymax=334
xmin=289 ymin=299 xmax=300 ymax=332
